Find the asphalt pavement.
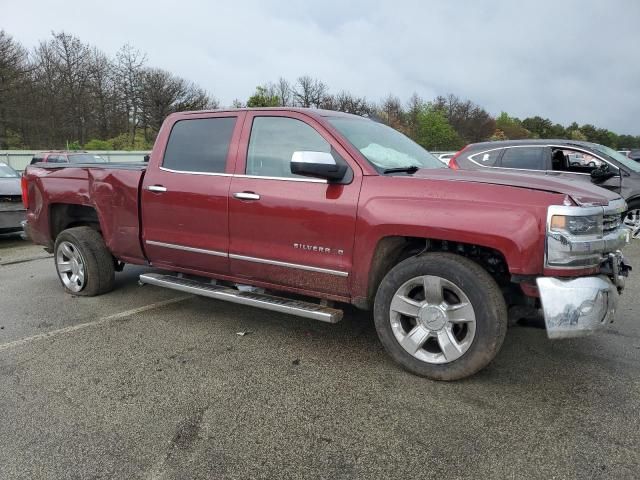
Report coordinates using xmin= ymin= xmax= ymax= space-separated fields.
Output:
xmin=1 ymin=234 xmax=639 ymax=479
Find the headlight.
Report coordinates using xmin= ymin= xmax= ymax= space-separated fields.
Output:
xmin=546 ymin=206 xmax=605 ymax=268
xmin=550 ymin=214 xmax=603 ymax=236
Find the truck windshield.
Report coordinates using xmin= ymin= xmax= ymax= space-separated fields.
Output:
xmin=591 ymin=144 xmax=640 ymax=173
xmin=327 ymin=117 xmax=444 ymax=171
xmin=68 ymin=154 xmax=107 ymax=163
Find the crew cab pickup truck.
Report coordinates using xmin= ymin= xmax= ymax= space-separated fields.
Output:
xmin=22 ymin=108 xmax=631 ymax=380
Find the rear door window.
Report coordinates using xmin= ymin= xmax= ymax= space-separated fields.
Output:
xmin=500 ymin=147 xmax=546 ymax=170
xmin=163 ymin=117 xmax=236 ymax=173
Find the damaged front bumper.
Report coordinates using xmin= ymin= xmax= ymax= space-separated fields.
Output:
xmin=536 ymin=253 xmax=631 ymax=339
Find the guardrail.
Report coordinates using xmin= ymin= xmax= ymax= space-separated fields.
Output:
xmin=0 ymin=150 xmax=151 ymax=172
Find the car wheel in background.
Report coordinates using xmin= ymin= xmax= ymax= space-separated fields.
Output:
xmin=623 ymin=201 xmax=640 ymax=240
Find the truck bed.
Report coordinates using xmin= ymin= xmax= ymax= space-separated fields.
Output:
xmin=24 ymin=163 xmax=148 ymax=264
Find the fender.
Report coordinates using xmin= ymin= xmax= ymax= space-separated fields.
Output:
xmin=350 ymin=175 xmax=561 ymax=300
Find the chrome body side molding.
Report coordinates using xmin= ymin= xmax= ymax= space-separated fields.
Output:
xmin=145 ymin=241 xmax=349 ymax=277
xmin=145 ymin=240 xmax=227 ymax=257
xmin=228 ymin=253 xmax=349 ymax=277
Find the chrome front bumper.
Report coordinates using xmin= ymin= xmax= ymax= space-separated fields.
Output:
xmin=537 ymin=275 xmax=618 ymax=339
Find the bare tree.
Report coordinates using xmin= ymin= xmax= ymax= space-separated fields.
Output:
xmin=433 ymin=94 xmax=495 ymax=142
xmin=275 ymin=77 xmax=292 ymax=106
xmin=321 ymin=90 xmax=372 ymax=116
xmin=378 ymin=94 xmax=404 ymax=131
xmin=292 ymin=75 xmax=327 ymax=108
xmin=139 ymin=67 xmax=217 ymax=139
xmin=116 ymin=44 xmax=146 ymax=146
xmin=0 ymin=30 xmax=30 ymax=148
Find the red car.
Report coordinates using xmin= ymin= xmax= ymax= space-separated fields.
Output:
xmin=30 ymin=151 xmax=107 ymax=165
xmin=22 ymin=108 xmax=631 ymax=380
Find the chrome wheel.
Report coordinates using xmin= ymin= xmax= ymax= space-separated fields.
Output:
xmin=56 ymin=240 xmax=86 ymax=293
xmin=623 ymin=209 xmax=640 ymax=239
xmin=389 ymin=275 xmax=476 ymax=364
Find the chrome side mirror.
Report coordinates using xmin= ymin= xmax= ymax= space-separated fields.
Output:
xmin=290 ymin=151 xmax=347 ymax=181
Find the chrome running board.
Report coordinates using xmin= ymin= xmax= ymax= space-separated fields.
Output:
xmin=139 ymin=273 xmax=343 ymax=323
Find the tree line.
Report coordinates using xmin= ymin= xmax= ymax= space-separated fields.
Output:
xmin=1 ymin=30 xmax=639 ymax=152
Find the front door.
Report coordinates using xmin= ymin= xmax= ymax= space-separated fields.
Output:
xmin=141 ymin=112 xmax=244 ymax=275
xmin=228 ymin=112 xmax=362 ymax=298
xmin=550 ymin=147 xmax=622 ymax=195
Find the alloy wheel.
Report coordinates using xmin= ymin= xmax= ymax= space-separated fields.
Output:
xmin=56 ymin=241 xmax=86 ymax=292
xmin=623 ymin=209 xmax=640 ymax=240
xmin=389 ymin=275 xmax=476 ymax=364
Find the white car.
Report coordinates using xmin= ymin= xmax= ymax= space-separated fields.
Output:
xmin=431 ymin=151 xmax=456 ymax=166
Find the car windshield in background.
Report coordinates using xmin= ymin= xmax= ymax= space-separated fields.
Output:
xmin=592 ymin=144 xmax=640 ymax=173
xmin=68 ymin=154 xmax=106 ymax=163
xmin=327 ymin=117 xmax=444 ymax=171
xmin=0 ymin=163 xmax=19 ymax=178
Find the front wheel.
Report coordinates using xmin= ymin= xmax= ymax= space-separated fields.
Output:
xmin=373 ymin=253 xmax=507 ymax=380
xmin=54 ymin=226 xmax=115 ymax=296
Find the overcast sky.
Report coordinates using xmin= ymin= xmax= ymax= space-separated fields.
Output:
xmin=3 ymin=0 xmax=639 ymax=134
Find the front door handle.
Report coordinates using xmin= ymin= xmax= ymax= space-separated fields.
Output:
xmin=147 ymin=185 xmax=167 ymax=193
xmin=233 ymin=192 xmax=260 ymax=201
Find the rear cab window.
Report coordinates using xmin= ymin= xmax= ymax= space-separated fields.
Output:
xmin=163 ymin=117 xmax=236 ymax=173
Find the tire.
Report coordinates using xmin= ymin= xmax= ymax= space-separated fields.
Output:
xmin=623 ymin=200 xmax=640 ymax=240
xmin=373 ymin=252 xmax=507 ymax=381
xmin=54 ymin=226 xmax=115 ymax=296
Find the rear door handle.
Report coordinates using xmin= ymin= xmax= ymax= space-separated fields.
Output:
xmin=233 ymin=192 xmax=260 ymax=201
xmin=147 ymin=185 xmax=167 ymax=192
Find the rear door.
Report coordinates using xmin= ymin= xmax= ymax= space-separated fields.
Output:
xmin=141 ymin=112 xmax=244 ymax=275
xmin=227 ymin=112 xmax=362 ymax=298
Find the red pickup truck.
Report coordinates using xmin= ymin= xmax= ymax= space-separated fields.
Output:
xmin=22 ymin=108 xmax=631 ymax=380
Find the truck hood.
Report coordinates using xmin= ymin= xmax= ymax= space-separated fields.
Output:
xmin=413 ymin=168 xmax=621 ymax=206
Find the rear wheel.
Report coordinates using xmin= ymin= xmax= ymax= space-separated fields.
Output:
xmin=374 ymin=253 xmax=507 ymax=380
xmin=54 ymin=226 xmax=115 ymax=296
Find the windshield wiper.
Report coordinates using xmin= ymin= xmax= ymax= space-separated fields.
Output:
xmin=383 ymin=165 xmax=420 ymax=174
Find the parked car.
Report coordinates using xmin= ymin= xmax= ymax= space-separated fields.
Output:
xmin=23 ymin=109 xmax=630 ymax=380
xmin=0 ymin=162 xmax=26 ymax=234
xmin=450 ymin=139 xmax=640 ymax=238
xmin=430 ymin=151 xmax=456 ymax=166
xmin=628 ymin=149 xmax=640 ymax=162
xmin=30 ymin=151 xmax=107 ymax=165
xmin=618 ymin=150 xmax=631 ymax=157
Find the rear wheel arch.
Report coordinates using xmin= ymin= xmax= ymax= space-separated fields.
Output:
xmin=50 ymin=203 xmax=102 ymax=240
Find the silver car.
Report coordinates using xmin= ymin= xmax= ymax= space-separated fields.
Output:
xmin=0 ymin=163 xmax=26 ymax=234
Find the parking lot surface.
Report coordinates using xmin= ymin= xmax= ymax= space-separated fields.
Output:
xmin=1 ymin=235 xmax=639 ymax=479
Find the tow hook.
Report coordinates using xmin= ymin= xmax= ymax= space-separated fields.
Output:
xmin=601 ymin=251 xmax=632 ymax=292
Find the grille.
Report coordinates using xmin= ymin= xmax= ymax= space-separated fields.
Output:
xmin=603 ymin=214 xmax=621 ymax=234
xmin=0 ymin=195 xmax=22 ymax=203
